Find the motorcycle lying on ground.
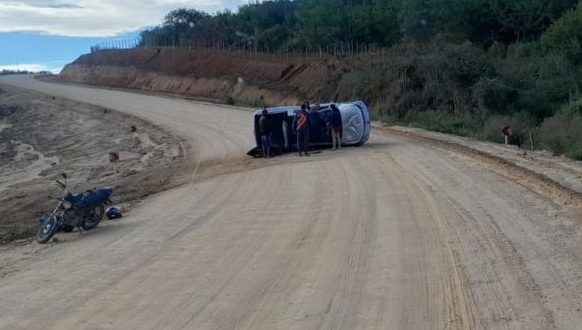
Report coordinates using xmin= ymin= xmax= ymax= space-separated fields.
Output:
xmin=36 ymin=173 xmax=114 ymax=244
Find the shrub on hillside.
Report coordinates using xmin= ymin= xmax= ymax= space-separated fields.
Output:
xmin=441 ymin=43 xmax=496 ymax=86
xmin=541 ymin=2 xmax=582 ymax=61
xmin=335 ymin=59 xmax=404 ymax=117
xmin=471 ymin=77 xmax=518 ymax=114
xmin=496 ymin=46 xmax=578 ymax=121
xmin=480 ymin=112 xmax=538 ymax=148
xmin=225 ymin=95 xmax=236 ymax=105
xmin=539 ymin=105 xmax=582 ymax=158
xmin=407 ymin=109 xmax=483 ymax=136
xmin=559 ymin=97 xmax=582 ymax=117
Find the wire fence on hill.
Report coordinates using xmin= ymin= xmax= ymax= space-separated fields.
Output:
xmin=90 ymin=37 xmax=398 ymax=65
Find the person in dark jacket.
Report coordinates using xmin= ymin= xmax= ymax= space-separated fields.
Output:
xmin=330 ymin=104 xmax=342 ymax=149
xmin=293 ymin=103 xmax=311 ymax=156
xmin=258 ymin=108 xmax=272 ymax=158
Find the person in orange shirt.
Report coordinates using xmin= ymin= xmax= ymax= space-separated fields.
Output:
xmin=293 ymin=103 xmax=311 ymax=156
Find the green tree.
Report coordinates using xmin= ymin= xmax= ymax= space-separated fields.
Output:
xmin=399 ymin=0 xmax=578 ymax=46
xmin=294 ymin=0 xmax=349 ymax=46
xmin=351 ymin=0 xmax=400 ymax=45
xmin=541 ymin=2 xmax=582 ymax=61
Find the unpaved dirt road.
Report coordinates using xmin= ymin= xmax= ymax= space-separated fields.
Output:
xmin=0 ymin=85 xmax=184 ymax=242
xmin=1 ymin=75 xmax=582 ymax=329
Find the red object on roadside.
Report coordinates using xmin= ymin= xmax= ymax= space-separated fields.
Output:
xmin=502 ymin=125 xmax=512 ymax=137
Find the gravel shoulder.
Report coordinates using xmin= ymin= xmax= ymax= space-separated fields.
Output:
xmin=382 ymin=125 xmax=582 ymax=199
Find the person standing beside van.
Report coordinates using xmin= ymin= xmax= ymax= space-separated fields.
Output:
xmin=293 ymin=104 xmax=311 ymax=156
xmin=330 ymin=104 xmax=342 ymax=150
xmin=310 ymin=103 xmax=320 ymax=114
xmin=259 ymin=108 xmax=272 ymax=158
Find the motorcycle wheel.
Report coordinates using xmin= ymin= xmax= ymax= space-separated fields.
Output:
xmin=37 ymin=216 xmax=58 ymax=244
xmin=81 ymin=204 xmax=104 ymax=230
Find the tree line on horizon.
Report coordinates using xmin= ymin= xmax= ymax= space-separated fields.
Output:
xmin=140 ymin=0 xmax=578 ymax=52
xmin=0 ymin=69 xmax=49 ymax=75
xmin=139 ymin=0 xmax=582 ymax=159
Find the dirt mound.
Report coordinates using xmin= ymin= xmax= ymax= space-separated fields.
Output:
xmin=59 ymin=48 xmax=367 ymax=107
xmin=0 ymin=85 xmax=187 ymax=243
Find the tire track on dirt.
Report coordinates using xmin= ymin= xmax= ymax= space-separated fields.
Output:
xmin=170 ymin=168 xmax=304 ymax=329
xmin=373 ymin=152 xmax=475 ymax=329
xmin=318 ymin=157 xmax=374 ymax=330
xmin=380 ymin=140 xmax=563 ymax=328
xmin=235 ymin=164 xmax=333 ymax=329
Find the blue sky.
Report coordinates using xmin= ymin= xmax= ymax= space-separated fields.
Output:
xmin=0 ymin=31 xmax=142 ymax=72
xmin=0 ymin=1 xmax=246 ymax=73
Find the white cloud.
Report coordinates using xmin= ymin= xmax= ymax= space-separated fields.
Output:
xmin=0 ymin=63 xmax=55 ymax=72
xmin=0 ymin=0 xmax=246 ymax=37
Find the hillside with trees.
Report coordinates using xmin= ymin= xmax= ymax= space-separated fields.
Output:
xmin=134 ymin=0 xmax=582 ymax=158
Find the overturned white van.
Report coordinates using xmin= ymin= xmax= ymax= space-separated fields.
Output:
xmin=248 ymin=101 xmax=371 ymax=156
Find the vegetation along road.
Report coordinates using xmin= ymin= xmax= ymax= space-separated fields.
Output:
xmin=1 ymin=75 xmax=582 ymax=329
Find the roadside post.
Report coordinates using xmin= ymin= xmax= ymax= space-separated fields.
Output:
xmin=109 ymin=152 xmax=119 ymax=180
xmin=130 ymin=125 xmax=138 ymax=147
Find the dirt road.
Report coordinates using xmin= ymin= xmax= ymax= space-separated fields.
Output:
xmin=1 ymin=75 xmax=582 ymax=329
xmin=0 ymin=85 xmax=185 ymax=242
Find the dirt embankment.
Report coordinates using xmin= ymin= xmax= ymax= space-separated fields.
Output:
xmin=58 ymin=48 xmax=366 ymax=107
xmin=0 ymin=85 xmax=187 ymax=243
